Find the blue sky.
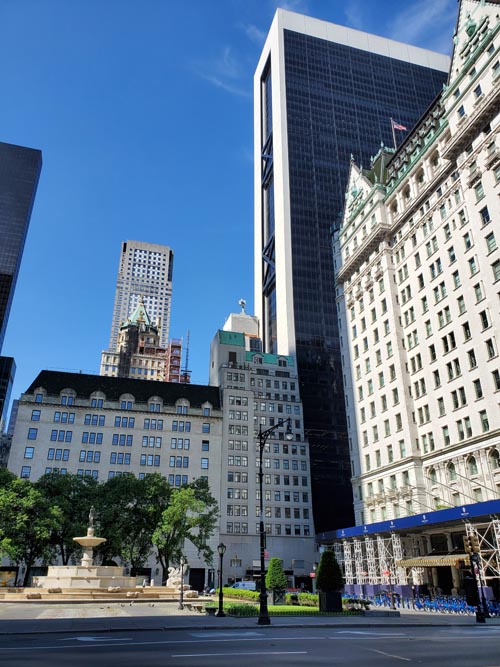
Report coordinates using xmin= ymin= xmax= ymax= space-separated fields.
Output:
xmin=1 ymin=0 xmax=457 ymax=408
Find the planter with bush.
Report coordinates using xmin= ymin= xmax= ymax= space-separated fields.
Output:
xmin=316 ymin=550 xmax=343 ymax=612
xmin=266 ymin=557 xmax=288 ymax=605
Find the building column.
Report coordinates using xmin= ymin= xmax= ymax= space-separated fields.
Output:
xmin=445 ymin=532 xmax=461 ymax=592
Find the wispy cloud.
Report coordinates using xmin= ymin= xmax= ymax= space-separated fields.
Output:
xmin=386 ymin=0 xmax=456 ymax=53
xmin=343 ymin=1 xmax=367 ymax=32
xmin=197 ymin=72 xmax=251 ymax=98
xmin=240 ymin=23 xmax=267 ymax=45
xmin=193 ymin=45 xmax=251 ymax=99
xmin=271 ymin=0 xmax=310 ymax=14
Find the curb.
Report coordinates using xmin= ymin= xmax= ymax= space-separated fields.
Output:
xmin=1 ymin=619 xmax=497 ymax=636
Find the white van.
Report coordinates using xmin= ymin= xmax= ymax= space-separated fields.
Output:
xmin=231 ymin=581 xmax=257 ymax=591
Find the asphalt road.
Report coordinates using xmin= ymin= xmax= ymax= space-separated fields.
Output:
xmin=1 ymin=626 xmax=500 ymax=666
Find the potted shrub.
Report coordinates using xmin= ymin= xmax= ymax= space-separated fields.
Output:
xmin=316 ymin=550 xmax=343 ymax=612
xmin=266 ymin=557 xmax=287 ymax=605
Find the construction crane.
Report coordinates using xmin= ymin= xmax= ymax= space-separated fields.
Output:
xmin=180 ymin=329 xmax=192 ymax=384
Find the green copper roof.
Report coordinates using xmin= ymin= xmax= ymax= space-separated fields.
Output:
xmin=128 ymin=297 xmax=151 ymax=326
xmin=218 ymin=330 xmax=245 ymax=346
xmin=245 ymin=351 xmax=295 ymax=366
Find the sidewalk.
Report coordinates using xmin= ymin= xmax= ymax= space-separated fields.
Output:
xmin=1 ymin=602 xmax=499 ymax=635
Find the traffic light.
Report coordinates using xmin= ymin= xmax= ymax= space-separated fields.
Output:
xmin=463 ymin=532 xmax=480 ymax=554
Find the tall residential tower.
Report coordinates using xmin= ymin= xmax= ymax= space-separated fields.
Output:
xmin=254 ymin=10 xmax=450 ymax=531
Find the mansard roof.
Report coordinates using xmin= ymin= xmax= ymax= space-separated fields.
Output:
xmin=26 ymin=370 xmax=221 ymax=409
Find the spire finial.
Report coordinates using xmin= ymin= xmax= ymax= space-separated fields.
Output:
xmin=239 ymin=298 xmax=246 ymax=313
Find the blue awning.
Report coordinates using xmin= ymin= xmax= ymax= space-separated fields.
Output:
xmin=317 ymin=499 xmax=500 ymax=542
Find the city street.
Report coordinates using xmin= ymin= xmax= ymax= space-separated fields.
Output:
xmin=1 ymin=626 xmax=500 ymax=666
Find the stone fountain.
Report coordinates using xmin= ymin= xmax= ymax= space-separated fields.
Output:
xmin=33 ymin=507 xmax=139 ymax=590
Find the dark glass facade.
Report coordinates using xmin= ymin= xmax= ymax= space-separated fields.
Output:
xmin=0 ymin=356 xmax=15 ymax=429
xmin=0 ymin=141 xmax=42 ymax=353
xmin=261 ymin=30 xmax=448 ymax=533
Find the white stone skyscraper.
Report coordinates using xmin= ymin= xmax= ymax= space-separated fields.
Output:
xmin=108 ymin=240 xmax=174 ymax=350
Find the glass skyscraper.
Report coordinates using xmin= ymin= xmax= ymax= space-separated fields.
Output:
xmin=0 ymin=141 xmax=42 ymax=354
xmin=254 ymin=10 xmax=450 ymax=532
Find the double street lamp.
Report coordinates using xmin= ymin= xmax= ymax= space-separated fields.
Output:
xmin=257 ymin=417 xmax=293 ymax=626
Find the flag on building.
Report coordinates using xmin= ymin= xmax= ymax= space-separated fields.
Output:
xmin=391 ymin=120 xmax=407 ymax=131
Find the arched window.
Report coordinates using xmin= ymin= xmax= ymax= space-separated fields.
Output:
xmin=489 ymin=449 xmax=500 ymax=470
xmin=468 ymin=456 xmax=478 ymax=476
xmin=447 ymin=462 xmax=457 ymax=481
xmin=428 ymin=467 xmax=437 ymax=485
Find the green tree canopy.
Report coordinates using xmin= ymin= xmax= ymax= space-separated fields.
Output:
xmin=316 ymin=549 xmax=343 ymax=593
xmin=0 ymin=477 xmax=62 ymax=585
xmin=266 ymin=557 xmax=288 ymax=591
xmin=152 ymin=478 xmax=218 ymax=582
xmin=94 ymin=473 xmax=171 ymax=570
xmin=36 ymin=472 xmax=98 ymax=565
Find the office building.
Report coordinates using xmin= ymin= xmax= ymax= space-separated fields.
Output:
xmin=108 ymin=241 xmax=174 ymax=351
xmin=254 ymin=9 xmax=450 ymax=532
xmin=0 ymin=356 xmax=15 ymax=431
xmin=0 ymin=141 xmax=42 ymax=353
xmin=328 ymin=0 xmax=500 ymax=596
xmin=209 ymin=305 xmax=316 ymax=586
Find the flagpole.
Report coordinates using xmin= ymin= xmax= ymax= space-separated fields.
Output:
xmin=391 ymin=118 xmax=397 ymax=150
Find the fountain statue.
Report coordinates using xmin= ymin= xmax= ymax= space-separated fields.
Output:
xmin=72 ymin=506 xmax=107 ymax=567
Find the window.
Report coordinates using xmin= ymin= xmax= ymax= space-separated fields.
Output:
xmin=474 ymin=181 xmax=484 ymax=200
xmin=31 ymin=409 xmax=41 ymax=421
xmin=493 ymin=369 xmax=500 ymax=391
xmin=480 ymin=310 xmax=489 ymax=330
xmin=486 ymin=339 xmax=496 ymax=359
xmin=202 ymin=423 xmax=210 ymax=433
xmin=468 ymin=257 xmax=478 ymax=275
xmin=486 ymin=232 xmax=497 ymax=253
xmin=20 ymin=466 xmax=31 ymax=479
xmin=201 ymin=457 xmax=209 ymax=470
xmin=24 ymin=446 xmax=34 ymax=459
xmin=480 ymin=206 xmax=491 ymax=225
xmin=480 ymin=410 xmax=490 ymax=432
xmin=492 ymin=260 xmax=500 ymax=282
xmin=473 ymin=379 xmax=483 ymax=399
xmin=27 ymin=428 xmax=38 ymax=440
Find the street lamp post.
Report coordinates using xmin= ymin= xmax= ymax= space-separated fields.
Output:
xmin=383 ymin=569 xmax=396 ymax=610
xmin=216 ymin=542 xmax=226 ymax=617
xmin=258 ymin=417 xmax=293 ymax=626
xmin=178 ymin=556 xmax=186 ymax=610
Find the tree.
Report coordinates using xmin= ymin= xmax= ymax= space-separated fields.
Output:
xmin=0 ymin=478 xmax=62 ymax=586
xmin=36 ymin=472 xmax=98 ymax=565
xmin=316 ymin=549 xmax=343 ymax=592
xmin=266 ymin=557 xmax=287 ymax=592
xmin=94 ymin=474 xmax=171 ymax=570
xmin=152 ymin=479 xmax=218 ymax=582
